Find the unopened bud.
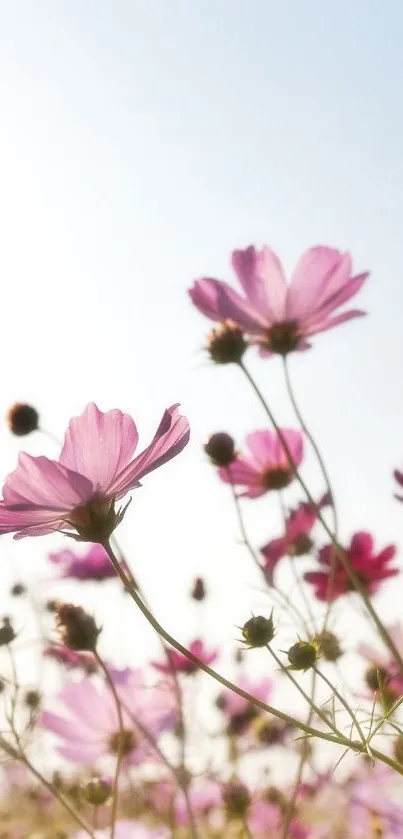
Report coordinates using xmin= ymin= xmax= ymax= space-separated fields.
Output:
xmin=191 ymin=577 xmax=206 ymax=602
xmin=10 ymin=583 xmax=26 ymax=597
xmin=54 ymin=603 xmax=100 ymax=651
xmin=7 ymin=403 xmax=39 ymax=436
xmin=204 ymin=433 xmax=236 ymax=467
xmin=287 ymin=639 xmax=319 ymax=671
xmin=314 ymin=630 xmax=343 ymax=662
xmin=241 ymin=614 xmax=275 ymax=648
xmin=82 ymin=776 xmax=112 ymax=806
xmin=0 ymin=617 xmax=16 ymax=646
xmin=24 ymin=690 xmax=41 ymax=710
xmin=207 ymin=321 xmax=247 ymax=364
xmin=222 ymin=779 xmax=250 ymax=818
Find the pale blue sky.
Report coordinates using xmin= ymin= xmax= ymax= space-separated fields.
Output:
xmin=1 ymin=2 xmax=403 ymax=673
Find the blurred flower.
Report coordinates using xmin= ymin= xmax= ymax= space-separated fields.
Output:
xmin=217 ymin=677 xmax=272 ymax=736
xmin=150 ymin=778 xmax=222 ymax=827
xmin=7 ymin=403 xmax=39 ymax=436
xmin=48 ymin=544 xmax=117 ymax=581
xmin=358 ymin=623 xmax=403 ymax=702
xmin=189 ymin=245 xmax=368 ymax=356
xmin=248 ymin=799 xmax=307 ymax=837
xmin=242 ymin=614 xmax=275 ymax=647
xmin=204 ymin=432 xmax=236 ymax=467
xmin=151 ymin=639 xmax=218 ymax=674
xmin=0 ymin=402 xmax=189 ymax=541
xmin=44 ymin=643 xmax=97 ymax=674
xmin=261 ymin=492 xmax=331 ymax=584
xmin=218 ymin=429 xmax=303 ymax=498
xmin=72 ymin=821 xmax=169 ymax=839
xmin=42 ymin=669 xmax=177 ymax=766
xmin=190 ymin=577 xmax=207 ymax=601
xmin=53 ymin=602 xmax=101 ymax=651
xmin=206 ymin=320 xmax=247 ymax=364
xmin=304 ymin=532 xmax=398 ymax=601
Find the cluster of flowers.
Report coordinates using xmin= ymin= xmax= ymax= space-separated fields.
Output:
xmin=1 ymin=243 xmax=403 ymax=838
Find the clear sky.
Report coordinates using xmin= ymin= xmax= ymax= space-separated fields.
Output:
xmin=1 ymin=1 xmax=403 ymax=676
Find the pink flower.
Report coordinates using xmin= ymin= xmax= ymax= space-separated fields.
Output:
xmin=189 ymin=245 xmax=368 ymax=356
xmin=218 ymin=429 xmax=303 ymax=498
xmin=48 ymin=544 xmax=117 ymax=581
xmin=42 ymin=669 xmax=177 ymax=766
xmin=72 ymin=822 xmax=169 ymax=839
xmin=248 ymin=800 xmax=307 ymax=838
xmin=151 ymin=639 xmax=218 ymax=675
xmin=304 ymin=532 xmax=398 ymax=601
xmin=217 ymin=677 xmax=273 ymax=736
xmin=150 ymin=778 xmax=222 ymax=827
xmin=44 ymin=643 xmax=97 ymax=674
xmin=261 ymin=492 xmax=331 ymax=584
xmin=358 ymin=623 xmax=403 ymax=701
xmin=0 ymin=402 xmax=189 ymax=541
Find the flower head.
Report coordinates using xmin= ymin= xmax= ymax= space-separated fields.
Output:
xmin=0 ymin=402 xmax=189 ymax=541
xmin=261 ymin=492 xmax=330 ymax=584
xmin=42 ymin=669 xmax=177 ymax=766
xmin=218 ymin=429 xmax=303 ymax=498
xmin=304 ymin=532 xmax=398 ymax=601
xmin=48 ymin=544 xmax=118 ymax=581
xmin=7 ymin=403 xmax=39 ymax=436
xmin=151 ymin=639 xmax=218 ymax=675
xmin=189 ymin=245 xmax=368 ymax=356
xmin=358 ymin=623 xmax=403 ymax=702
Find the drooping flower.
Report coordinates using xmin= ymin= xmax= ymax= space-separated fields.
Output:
xmin=218 ymin=429 xmax=303 ymax=498
xmin=151 ymin=639 xmax=218 ymax=675
xmin=72 ymin=822 xmax=169 ymax=839
xmin=0 ymin=402 xmax=189 ymax=541
xmin=48 ymin=544 xmax=118 ymax=581
xmin=304 ymin=532 xmax=398 ymax=601
xmin=358 ymin=623 xmax=403 ymax=702
xmin=261 ymin=492 xmax=331 ymax=584
xmin=189 ymin=245 xmax=368 ymax=356
xmin=42 ymin=669 xmax=177 ymax=765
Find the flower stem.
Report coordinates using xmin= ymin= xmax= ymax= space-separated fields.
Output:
xmin=238 ymin=359 xmax=403 ymax=674
xmin=94 ymin=651 xmax=124 ymax=839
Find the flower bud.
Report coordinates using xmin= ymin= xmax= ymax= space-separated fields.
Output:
xmin=204 ymin=433 xmax=236 ymax=467
xmin=364 ymin=664 xmax=389 ymax=692
xmin=54 ymin=603 xmax=100 ymax=652
xmin=241 ymin=614 xmax=275 ymax=648
xmin=207 ymin=321 xmax=247 ymax=364
xmin=287 ymin=639 xmax=319 ymax=671
xmin=222 ymin=779 xmax=250 ymax=818
xmin=10 ymin=582 xmax=26 ymax=597
xmin=7 ymin=403 xmax=39 ymax=436
xmin=0 ymin=617 xmax=16 ymax=646
xmin=82 ymin=776 xmax=112 ymax=806
xmin=24 ymin=690 xmax=41 ymax=710
xmin=314 ymin=630 xmax=343 ymax=662
xmin=191 ymin=577 xmax=207 ymax=602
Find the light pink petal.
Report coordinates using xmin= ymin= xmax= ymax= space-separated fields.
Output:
xmin=108 ymin=404 xmax=190 ymax=497
xmin=190 ymin=278 xmax=267 ymax=331
xmin=60 ymin=403 xmax=139 ymax=494
xmin=218 ymin=458 xmax=262 ymax=487
xmin=272 ymin=429 xmax=304 ymax=468
xmin=357 ymin=643 xmax=387 ymax=667
xmin=239 ymin=485 xmax=267 ymax=499
xmin=3 ymin=454 xmax=93 ymax=509
xmin=245 ymin=430 xmax=277 ymax=467
xmin=232 ymin=246 xmax=286 ymax=319
xmin=57 ymin=742 xmax=102 ymax=764
xmin=58 ymin=681 xmax=111 ymax=729
xmin=388 ymin=623 xmax=403 ymax=652
xmin=304 ymin=272 xmax=368 ymax=326
xmin=286 ymin=247 xmax=344 ymax=320
xmin=0 ymin=503 xmax=64 ymax=538
xmin=42 ymin=711 xmax=99 ymax=743
xmin=304 ymin=309 xmax=366 ymax=336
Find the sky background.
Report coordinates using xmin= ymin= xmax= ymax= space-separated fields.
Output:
xmin=0 ymin=1 xmax=403 ymax=692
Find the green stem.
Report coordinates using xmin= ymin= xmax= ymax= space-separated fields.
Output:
xmin=94 ymin=651 xmax=124 ymax=839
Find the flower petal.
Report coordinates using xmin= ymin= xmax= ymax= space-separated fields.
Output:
xmin=0 ymin=503 xmax=64 ymax=538
xmin=189 ymin=278 xmax=267 ymax=332
xmin=60 ymin=403 xmax=139 ymax=494
xmin=232 ymin=246 xmax=286 ymax=320
xmin=304 ymin=309 xmax=366 ymax=336
xmin=108 ymin=405 xmax=190 ymax=497
xmin=286 ymin=247 xmax=345 ymax=320
xmin=3 ymin=454 xmax=93 ymax=509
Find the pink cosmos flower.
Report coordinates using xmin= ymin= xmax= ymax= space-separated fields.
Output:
xmin=304 ymin=532 xmax=398 ymax=601
xmin=358 ymin=623 xmax=403 ymax=701
xmin=189 ymin=245 xmax=368 ymax=356
xmin=261 ymin=492 xmax=331 ymax=584
xmin=72 ymin=822 xmax=169 ymax=839
xmin=218 ymin=429 xmax=303 ymax=497
xmin=42 ymin=668 xmax=177 ymax=766
xmin=43 ymin=643 xmax=97 ymax=673
xmin=248 ymin=800 xmax=308 ymax=838
xmin=149 ymin=778 xmax=222 ymax=827
xmin=217 ymin=677 xmax=273 ymax=737
xmin=48 ymin=544 xmax=117 ymax=581
xmin=151 ymin=639 xmax=218 ymax=675
xmin=0 ymin=402 xmax=189 ymax=541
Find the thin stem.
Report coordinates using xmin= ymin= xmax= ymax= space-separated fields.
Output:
xmin=278 ymin=491 xmax=317 ymax=633
xmin=281 ymin=670 xmax=316 ymax=839
xmin=238 ymin=359 xmax=403 ymax=674
xmin=314 ymin=666 xmax=367 ymax=747
xmin=94 ymin=651 xmax=124 ymax=839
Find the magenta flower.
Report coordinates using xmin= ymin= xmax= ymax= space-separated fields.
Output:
xmin=43 ymin=643 xmax=97 ymax=674
xmin=73 ymin=822 xmax=169 ymax=839
xmin=0 ymin=402 xmax=189 ymax=541
xmin=218 ymin=429 xmax=303 ymax=497
xmin=48 ymin=544 xmax=118 ymax=581
xmin=261 ymin=492 xmax=331 ymax=584
xmin=358 ymin=623 xmax=403 ymax=701
xmin=189 ymin=245 xmax=368 ymax=356
xmin=304 ymin=532 xmax=398 ymax=601
xmin=42 ymin=669 xmax=177 ymax=765
xmin=151 ymin=639 xmax=218 ymax=675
